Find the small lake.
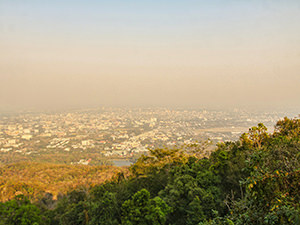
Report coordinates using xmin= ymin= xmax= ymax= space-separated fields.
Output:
xmin=112 ymin=160 xmax=133 ymax=167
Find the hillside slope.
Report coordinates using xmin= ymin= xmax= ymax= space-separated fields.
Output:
xmin=0 ymin=162 xmax=127 ymax=202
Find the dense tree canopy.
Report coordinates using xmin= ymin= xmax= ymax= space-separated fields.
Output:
xmin=0 ymin=116 xmax=299 ymax=224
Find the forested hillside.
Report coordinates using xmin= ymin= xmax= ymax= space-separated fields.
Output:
xmin=0 ymin=163 xmax=126 ymax=202
xmin=0 ymin=116 xmax=299 ymax=225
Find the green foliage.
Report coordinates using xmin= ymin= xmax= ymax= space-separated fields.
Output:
xmin=0 ymin=195 xmax=45 ymax=225
xmin=2 ymin=117 xmax=300 ymax=225
xmin=88 ymin=191 xmax=119 ymax=225
xmin=130 ymin=148 xmax=188 ymax=176
xmin=160 ymin=157 xmax=224 ymax=224
xmin=274 ymin=116 xmax=300 ymax=140
xmin=121 ymin=189 xmax=171 ymax=225
xmin=48 ymin=189 xmax=89 ymax=225
xmin=60 ymin=201 xmax=88 ymax=225
xmin=226 ymin=117 xmax=300 ymax=224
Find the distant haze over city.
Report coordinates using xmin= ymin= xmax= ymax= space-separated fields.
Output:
xmin=1 ymin=1 xmax=300 ymax=111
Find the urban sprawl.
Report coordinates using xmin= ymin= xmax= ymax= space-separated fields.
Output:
xmin=0 ymin=108 xmax=293 ymax=166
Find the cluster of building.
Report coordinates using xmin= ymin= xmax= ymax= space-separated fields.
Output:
xmin=0 ymin=107 xmax=293 ymax=164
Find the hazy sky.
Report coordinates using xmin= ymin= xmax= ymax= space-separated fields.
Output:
xmin=1 ymin=0 xmax=300 ymax=111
